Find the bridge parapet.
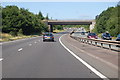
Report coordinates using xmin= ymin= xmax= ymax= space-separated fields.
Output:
xmin=42 ymin=19 xmax=95 ymax=32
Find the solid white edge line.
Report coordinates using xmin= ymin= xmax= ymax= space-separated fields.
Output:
xmin=59 ymin=34 xmax=109 ymax=80
xmin=0 ymin=58 xmax=3 ymax=61
xmin=18 ymin=48 xmax=23 ymax=52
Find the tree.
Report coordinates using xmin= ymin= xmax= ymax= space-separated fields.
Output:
xmin=45 ymin=13 xmax=49 ymax=20
xmin=2 ymin=5 xmax=48 ymax=35
xmin=38 ymin=11 xmax=44 ymax=20
xmin=93 ymin=6 xmax=120 ymax=37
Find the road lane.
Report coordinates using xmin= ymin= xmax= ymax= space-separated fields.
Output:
xmin=2 ymin=33 xmax=100 ymax=78
xmin=2 ymin=37 xmax=42 ymax=59
xmin=59 ymin=35 xmax=108 ymax=79
xmin=61 ymin=34 xmax=118 ymax=78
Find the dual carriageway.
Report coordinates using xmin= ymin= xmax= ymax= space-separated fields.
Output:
xmin=0 ymin=29 xmax=119 ymax=80
xmin=0 ymin=20 xmax=119 ymax=80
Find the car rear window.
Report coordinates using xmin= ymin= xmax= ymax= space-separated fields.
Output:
xmin=104 ymin=33 xmax=110 ymax=37
xmin=88 ymin=33 xmax=96 ymax=36
xmin=44 ymin=34 xmax=53 ymax=36
xmin=117 ymin=34 xmax=120 ymax=37
xmin=106 ymin=33 xmax=110 ymax=36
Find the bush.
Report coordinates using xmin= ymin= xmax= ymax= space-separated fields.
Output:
xmin=17 ymin=29 xmax=23 ymax=36
xmin=10 ymin=31 xmax=17 ymax=36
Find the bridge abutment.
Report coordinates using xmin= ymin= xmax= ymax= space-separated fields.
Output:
xmin=90 ymin=21 xmax=96 ymax=32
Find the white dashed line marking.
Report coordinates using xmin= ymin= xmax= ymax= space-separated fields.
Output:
xmin=38 ymin=40 xmax=40 ymax=42
xmin=29 ymin=44 xmax=32 ymax=46
xmin=35 ymin=42 xmax=37 ymax=43
xmin=18 ymin=48 xmax=23 ymax=52
xmin=0 ymin=58 xmax=3 ymax=61
xmin=0 ymin=43 xmax=2 ymax=45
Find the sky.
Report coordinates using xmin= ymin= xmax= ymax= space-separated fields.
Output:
xmin=1 ymin=2 xmax=118 ymax=20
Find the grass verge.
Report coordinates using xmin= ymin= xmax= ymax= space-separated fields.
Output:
xmin=53 ymin=29 xmax=65 ymax=33
xmin=0 ymin=33 xmax=40 ymax=42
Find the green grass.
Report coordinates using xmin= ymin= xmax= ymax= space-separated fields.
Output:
xmin=112 ymin=37 xmax=117 ymax=40
xmin=53 ymin=29 xmax=65 ymax=33
xmin=0 ymin=33 xmax=40 ymax=42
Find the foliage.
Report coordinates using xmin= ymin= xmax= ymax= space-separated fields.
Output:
xmin=62 ymin=25 xmax=89 ymax=31
xmin=53 ymin=25 xmax=63 ymax=30
xmin=2 ymin=6 xmax=48 ymax=35
xmin=93 ymin=5 xmax=120 ymax=37
xmin=18 ymin=29 xmax=23 ymax=36
xmin=45 ymin=13 xmax=49 ymax=20
xmin=37 ymin=11 xmax=44 ymax=20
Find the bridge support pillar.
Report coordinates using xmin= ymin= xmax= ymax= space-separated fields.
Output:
xmin=43 ymin=20 xmax=53 ymax=32
xmin=50 ymin=25 xmax=53 ymax=32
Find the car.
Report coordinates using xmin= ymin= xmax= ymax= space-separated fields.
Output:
xmin=101 ymin=33 xmax=112 ymax=40
xmin=87 ymin=33 xmax=98 ymax=39
xmin=116 ymin=34 xmax=120 ymax=41
xmin=43 ymin=32 xmax=54 ymax=41
xmin=81 ymin=32 xmax=85 ymax=35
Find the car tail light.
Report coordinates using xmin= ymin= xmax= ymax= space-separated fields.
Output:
xmin=95 ymin=36 xmax=98 ymax=39
xmin=89 ymin=36 xmax=92 ymax=38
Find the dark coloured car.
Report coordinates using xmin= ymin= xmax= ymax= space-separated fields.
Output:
xmin=116 ymin=34 xmax=120 ymax=41
xmin=101 ymin=33 xmax=112 ymax=40
xmin=43 ymin=32 xmax=54 ymax=41
xmin=81 ymin=32 xmax=85 ymax=35
xmin=87 ymin=33 xmax=98 ymax=39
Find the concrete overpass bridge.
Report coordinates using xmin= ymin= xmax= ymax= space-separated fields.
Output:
xmin=43 ymin=20 xmax=95 ymax=32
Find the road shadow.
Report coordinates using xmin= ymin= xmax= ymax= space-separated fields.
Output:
xmin=56 ymin=32 xmax=70 ymax=34
xmin=43 ymin=40 xmax=56 ymax=42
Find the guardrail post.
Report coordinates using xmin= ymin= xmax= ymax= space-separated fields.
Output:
xmin=82 ymin=39 xmax=83 ymax=42
xmin=80 ymin=39 xmax=82 ymax=42
xmin=109 ymin=44 xmax=111 ymax=50
xmin=86 ymin=40 xmax=88 ymax=44
xmin=82 ymin=39 xmax=84 ymax=43
xmin=86 ymin=40 xmax=89 ymax=44
xmin=101 ymin=43 xmax=103 ymax=48
xmin=79 ymin=38 xmax=81 ymax=42
xmin=85 ymin=40 xmax=86 ymax=43
xmin=91 ymin=41 xmax=92 ymax=45
xmin=95 ymin=42 xmax=97 ymax=46
xmin=88 ymin=40 xmax=90 ymax=44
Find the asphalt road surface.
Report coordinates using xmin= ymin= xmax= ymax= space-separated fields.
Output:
xmin=1 ymin=32 xmax=119 ymax=80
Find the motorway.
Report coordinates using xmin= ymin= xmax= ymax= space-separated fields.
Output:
xmin=1 ymin=31 xmax=119 ymax=80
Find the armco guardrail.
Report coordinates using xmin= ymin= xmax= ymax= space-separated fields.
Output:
xmin=70 ymin=35 xmax=120 ymax=51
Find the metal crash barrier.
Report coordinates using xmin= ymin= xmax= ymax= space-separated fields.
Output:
xmin=70 ymin=35 xmax=120 ymax=52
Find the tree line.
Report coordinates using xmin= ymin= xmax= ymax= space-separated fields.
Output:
xmin=93 ymin=5 xmax=120 ymax=37
xmin=1 ymin=5 xmax=49 ymax=36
